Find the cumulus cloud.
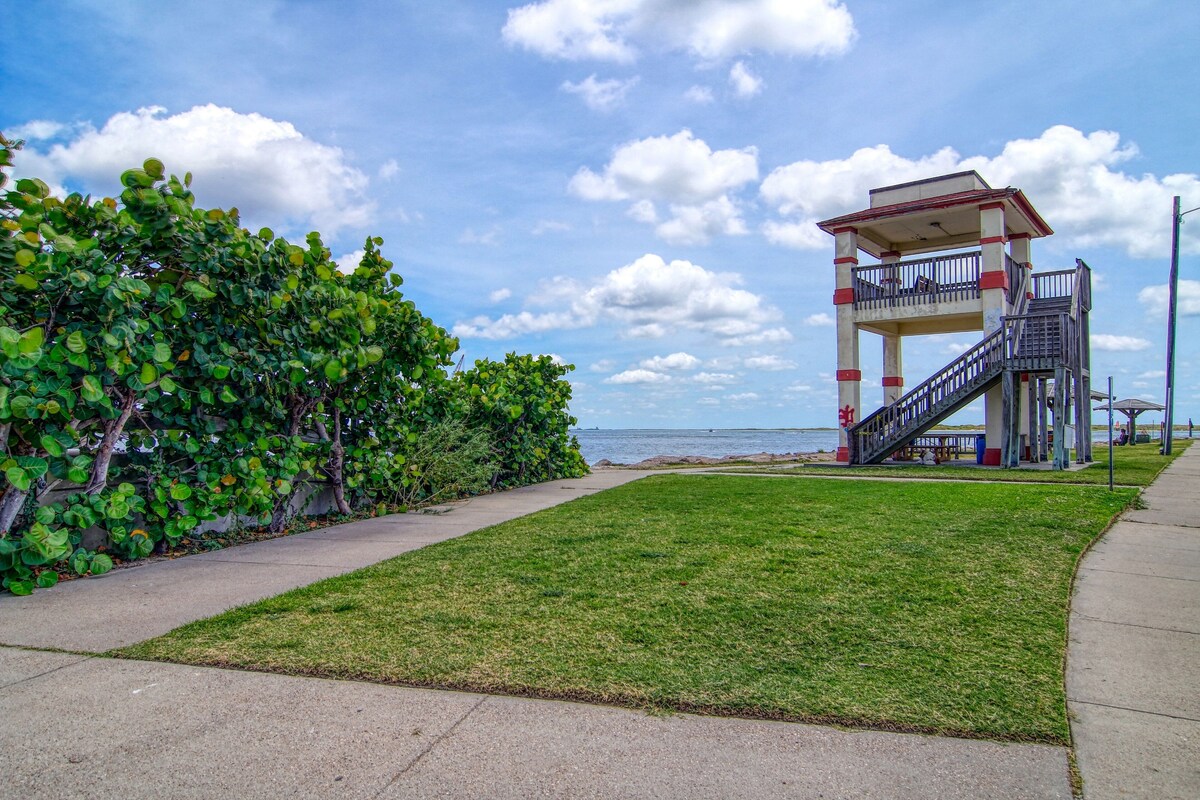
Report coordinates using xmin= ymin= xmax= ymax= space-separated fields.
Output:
xmin=332 ymin=249 xmax=365 ymax=275
xmin=12 ymin=104 xmax=374 ymax=237
xmin=459 ymin=226 xmax=502 ymax=246
xmin=489 ymin=288 xmax=513 ymax=303
xmin=694 ymin=372 xmax=737 ymax=385
xmin=561 ymin=74 xmax=639 ymax=111
xmin=532 ymin=219 xmax=572 ymax=234
xmin=761 ymin=126 xmax=1200 ymax=258
xmin=606 ymin=368 xmax=672 ymax=385
xmin=640 ymin=352 xmax=700 ymax=371
xmin=378 ymin=159 xmax=400 ymax=180
xmin=684 ymin=85 xmax=714 ymax=104
xmin=503 ymin=0 xmax=855 ymax=63
xmin=1092 ymin=334 xmax=1153 ymax=352
xmin=728 ymin=392 xmax=759 ymax=402
xmin=744 ymin=354 xmax=797 ymax=371
xmin=570 ymin=129 xmax=758 ymax=244
xmin=803 ymin=312 xmax=834 ymax=327
xmin=453 ymin=253 xmax=782 ymax=342
xmin=7 ymin=120 xmax=68 ymax=140
xmin=722 ymin=327 xmax=794 ymax=346
xmin=729 ymin=61 xmax=764 ymax=98
xmin=1139 ymin=279 xmax=1200 ymax=316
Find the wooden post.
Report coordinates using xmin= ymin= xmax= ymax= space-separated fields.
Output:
xmin=1053 ymin=366 xmax=1068 ymax=470
xmin=1027 ymin=377 xmax=1039 ymax=463
xmin=1038 ymin=378 xmax=1050 ymax=461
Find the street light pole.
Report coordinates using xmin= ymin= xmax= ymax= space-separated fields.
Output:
xmin=1165 ymin=197 xmax=1200 ymax=455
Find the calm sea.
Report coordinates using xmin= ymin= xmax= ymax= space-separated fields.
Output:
xmin=570 ymin=428 xmax=841 ymax=466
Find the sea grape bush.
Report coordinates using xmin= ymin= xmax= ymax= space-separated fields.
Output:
xmin=0 ymin=135 xmax=586 ymax=594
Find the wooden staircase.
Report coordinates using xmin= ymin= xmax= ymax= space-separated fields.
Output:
xmin=848 ymin=261 xmax=1089 ymax=465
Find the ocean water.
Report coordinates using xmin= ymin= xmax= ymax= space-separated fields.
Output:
xmin=570 ymin=428 xmax=841 ymax=466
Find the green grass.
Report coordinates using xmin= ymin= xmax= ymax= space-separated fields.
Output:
xmin=115 ymin=475 xmax=1135 ymax=744
xmin=722 ymin=439 xmax=1190 ymax=486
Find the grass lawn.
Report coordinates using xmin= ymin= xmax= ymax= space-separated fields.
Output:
xmin=722 ymin=438 xmax=1190 ymax=486
xmin=116 ymin=475 xmax=1134 ymax=744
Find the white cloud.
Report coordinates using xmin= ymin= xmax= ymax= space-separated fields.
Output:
xmin=803 ymin=313 xmax=834 ymax=327
xmin=1092 ymin=334 xmax=1153 ymax=352
xmin=489 ymin=288 xmax=513 ymax=303
xmin=942 ymin=341 xmax=974 ymax=356
xmin=728 ymin=392 xmax=759 ymax=402
xmin=697 ymin=397 xmax=721 ymax=406
xmin=503 ymin=0 xmax=855 ymax=63
xmin=744 ymin=354 xmax=797 ymax=371
xmin=723 ymin=327 xmax=794 ymax=346
xmin=459 ymin=226 xmax=502 ymax=246
xmin=8 ymin=120 xmax=67 ymax=140
xmin=605 ymin=368 xmax=671 ymax=385
xmin=1139 ymin=370 xmax=1167 ymax=379
xmin=542 ymin=353 xmax=568 ymax=365
xmin=333 ymin=249 xmax=365 ymax=275
xmin=13 ymin=104 xmax=374 ymax=237
xmin=640 ymin=352 xmax=700 ymax=371
xmin=570 ymin=129 xmax=758 ymax=244
xmin=590 ymin=359 xmax=615 ymax=372
xmin=378 ymin=159 xmax=400 ymax=180
xmin=760 ymin=125 xmax=1200 ymax=258
xmin=453 ymin=253 xmax=781 ymax=341
xmin=561 ymin=74 xmax=639 ymax=111
xmin=1139 ymin=279 xmax=1200 ymax=316
xmin=684 ymin=85 xmax=714 ymax=104
xmin=729 ymin=61 xmax=764 ymax=98
xmin=532 ymin=219 xmax=572 ymax=234
xmin=694 ymin=372 xmax=737 ymax=385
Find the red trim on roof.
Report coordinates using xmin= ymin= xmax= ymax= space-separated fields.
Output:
xmin=816 ymin=186 xmax=1055 ymax=239
xmin=979 ymin=202 xmax=1006 ymax=211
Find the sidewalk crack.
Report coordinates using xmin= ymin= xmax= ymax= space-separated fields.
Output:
xmin=374 ymin=695 xmax=489 ymax=797
xmin=1070 ymin=699 xmax=1200 ymax=724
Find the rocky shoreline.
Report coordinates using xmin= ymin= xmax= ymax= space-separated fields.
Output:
xmin=592 ymin=451 xmax=837 ymax=469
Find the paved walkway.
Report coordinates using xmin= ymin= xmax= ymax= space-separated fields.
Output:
xmin=1 ymin=456 xmax=1195 ymax=798
xmin=1068 ymin=443 xmax=1200 ymax=799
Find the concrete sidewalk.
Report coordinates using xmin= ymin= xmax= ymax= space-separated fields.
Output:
xmin=1068 ymin=443 xmax=1200 ymax=799
xmin=3 ymin=455 xmax=1191 ymax=799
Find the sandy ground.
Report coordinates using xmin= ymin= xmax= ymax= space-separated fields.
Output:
xmin=594 ymin=451 xmax=838 ymax=469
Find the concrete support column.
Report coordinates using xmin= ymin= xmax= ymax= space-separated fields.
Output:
xmin=882 ymin=334 xmax=903 ymax=405
xmin=1010 ymin=233 xmax=1033 ymax=303
xmin=980 ymin=203 xmax=1008 ymax=465
xmin=833 ymin=227 xmax=860 ymax=462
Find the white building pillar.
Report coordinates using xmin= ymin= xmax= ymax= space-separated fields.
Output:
xmin=1010 ymin=234 xmax=1033 ymax=460
xmin=980 ymin=203 xmax=1008 ymax=466
xmin=883 ymin=334 xmax=902 ymax=405
xmin=834 ymin=227 xmax=861 ymax=462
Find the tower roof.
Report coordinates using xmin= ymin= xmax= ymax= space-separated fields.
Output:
xmin=817 ymin=171 xmax=1053 ymax=258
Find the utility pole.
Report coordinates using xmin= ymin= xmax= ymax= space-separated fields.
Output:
xmin=1165 ymin=197 xmax=1199 ymax=455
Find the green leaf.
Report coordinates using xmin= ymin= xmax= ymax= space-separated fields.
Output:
xmin=5 ymin=467 xmax=30 ymax=491
xmin=14 ymin=273 xmax=37 ymax=290
xmin=140 ymin=362 xmax=158 ymax=385
xmin=153 ymin=342 xmax=171 ymax=363
xmin=159 ymin=376 xmax=177 ymax=394
xmin=143 ymin=158 xmax=165 ymax=180
xmin=0 ymin=327 xmax=20 ymax=358
xmin=18 ymin=327 xmax=44 ymax=354
xmin=40 ymin=435 xmax=65 ymax=458
xmin=66 ymin=331 xmax=87 ymax=354
xmin=14 ymin=249 xmax=35 ymax=268
xmin=212 ymin=364 xmax=230 ymax=380
xmin=219 ymin=386 xmax=237 ymax=403
xmin=170 ymin=483 xmax=193 ymax=500
xmin=36 ymin=571 xmax=59 ymax=589
xmin=6 ymin=580 xmax=33 ymax=596
xmin=324 ymin=359 xmax=343 ymax=381
xmin=89 ymin=553 xmax=113 ymax=575
xmin=81 ymin=375 xmax=104 ymax=402
xmin=184 ymin=281 xmax=217 ymax=300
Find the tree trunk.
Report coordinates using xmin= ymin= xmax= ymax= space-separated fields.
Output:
xmin=0 ymin=487 xmax=29 ymax=535
xmin=328 ymin=406 xmax=352 ymax=515
xmin=84 ymin=394 xmax=137 ymax=495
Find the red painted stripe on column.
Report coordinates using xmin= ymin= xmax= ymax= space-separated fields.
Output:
xmin=982 ymin=448 xmax=1002 ymax=466
xmin=833 ymin=288 xmax=855 ymax=305
xmin=880 ymin=250 xmax=901 ymax=259
xmin=979 ymin=202 xmax=1006 ymax=211
xmin=979 ymin=271 xmax=1009 ymax=291
xmin=1009 ymin=232 xmax=1032 ymax=241
xmin=979 ymin=235 xmax=1007 ymax=245
xmin=882 ymin=376 xmax=904 ymax=387
xmin=831 ymin=226 xmax=857 ymax=235
xmin=836 ymin=447 xmax=850 ymax=462
xmin=834 ymin=256 xmax=859 ymax=265
xmin=836 ymin=369 xmax=862 ymax=381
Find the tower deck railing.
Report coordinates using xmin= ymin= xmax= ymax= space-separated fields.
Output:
xmin=851 ymin=250 xmax=1030 ymax=311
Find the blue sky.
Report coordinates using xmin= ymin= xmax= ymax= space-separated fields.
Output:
xmin=3 ymin=0 xmax=1198 ymax=429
